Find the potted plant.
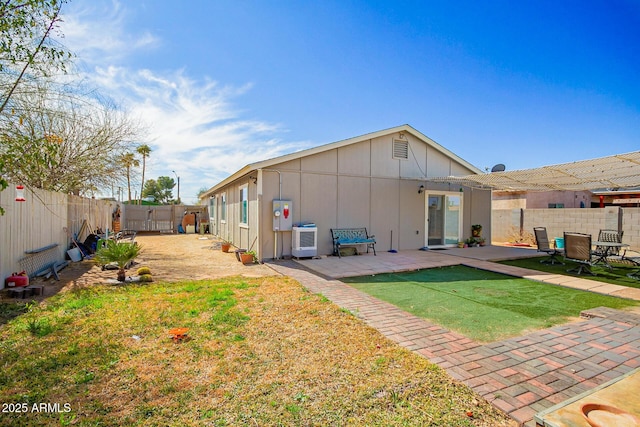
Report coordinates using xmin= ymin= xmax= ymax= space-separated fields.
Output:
xmin=95 ymin=240 xmax=141 ymax=282
xmin=221 ymin=240 xmax=231 ymax=253
xmin=240 ymin=250 xmax=256 ymax=265
xmin=471 ymin=224 xmax=483 ymax=237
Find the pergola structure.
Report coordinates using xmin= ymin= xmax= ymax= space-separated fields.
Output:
xmin=428 ymin=151 xmax=640 ymax=192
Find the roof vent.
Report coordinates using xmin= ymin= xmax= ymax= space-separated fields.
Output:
xmin=393 ymin=140 xmax=409 ymax=160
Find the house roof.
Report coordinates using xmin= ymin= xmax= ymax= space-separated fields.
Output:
xmin=592 ymin=188 xmax=640 ymax=196
xmin=428 ymin=150 xmax=640 ymax=191
xmin=201 ymin=124 xmax=483 ymax=198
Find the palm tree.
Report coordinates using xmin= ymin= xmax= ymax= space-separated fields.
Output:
xmin=95 ymin=240 xmax=141 ymax=282
xmin=120 ymin=152 xmax=139 ymax=203
xmin=136 ymin=144 xmax=152 ymax=205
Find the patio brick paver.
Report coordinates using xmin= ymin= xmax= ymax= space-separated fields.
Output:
xmin=266 ymin=248 xmax=640 ymax=426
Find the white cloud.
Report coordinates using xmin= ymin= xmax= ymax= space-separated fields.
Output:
xmin=89 ymin=67 xmax=306 ymax=203
xmin=61 ymin=0 xmax=159 ymax=64
xmin=59 ymin=0 xmax=310 ymax=204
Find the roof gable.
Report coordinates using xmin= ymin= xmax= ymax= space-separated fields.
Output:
xmin=202 ymin=124 xmax=482 ymax=197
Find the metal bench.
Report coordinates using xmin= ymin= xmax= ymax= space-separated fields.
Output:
xmin=330 ymin=228 xmax=376 ymax=258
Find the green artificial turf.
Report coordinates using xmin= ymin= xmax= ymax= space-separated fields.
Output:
xmin=498 ymin=256 xmax=640 ymax=289
xmin=342 ymin=265 xmax=639 ymax=343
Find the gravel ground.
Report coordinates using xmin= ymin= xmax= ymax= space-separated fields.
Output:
xmin=7 ymin=233 xmax=278 ymax=301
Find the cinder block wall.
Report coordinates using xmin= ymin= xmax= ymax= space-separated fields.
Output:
xmin=493 ymin=207 xmax=639 ymax=251
xmin=622 ymin=208 xmax=640 ymax=251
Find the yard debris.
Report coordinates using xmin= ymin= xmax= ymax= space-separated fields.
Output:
xmin=168 ymin=327 xmax=189 ymax=343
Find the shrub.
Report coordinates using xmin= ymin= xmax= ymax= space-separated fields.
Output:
xmin=95 ymin=241 xmax=141 ymax=281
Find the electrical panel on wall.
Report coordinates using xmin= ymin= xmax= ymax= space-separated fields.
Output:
xmin=273 ymin=200 xmax=293 ymax=231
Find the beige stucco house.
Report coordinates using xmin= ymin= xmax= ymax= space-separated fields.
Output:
xmin=200 ymin=124 xmax=490 ymax=260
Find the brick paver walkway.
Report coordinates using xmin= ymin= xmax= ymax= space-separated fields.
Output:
xmin=267 ymin=260 xmax=640 ymax=427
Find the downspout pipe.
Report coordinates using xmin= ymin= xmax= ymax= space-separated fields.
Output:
xmin=256 ymin=171 xmax=261 ymax=263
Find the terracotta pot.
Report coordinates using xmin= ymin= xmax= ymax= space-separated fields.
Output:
xmin=581 ymin=403 xmax=640 ymax=427
xmin=221 ymin=243 xmax=231 ymax=253
xmin=240 ymin=253 xmax=254 ymax=265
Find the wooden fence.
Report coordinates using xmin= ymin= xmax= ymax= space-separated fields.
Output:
xmin=1 ymin=183 xmax=117 ymax=288
xmin=120 ymin=204 xmax=207 ymax=233
xmin=121 ymin=204 xmax=175 ymax=232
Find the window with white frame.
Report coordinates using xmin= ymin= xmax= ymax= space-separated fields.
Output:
xmin=209 ymin=196 xmax=216 ymax=224
xmin=220 ymin=192 xmax=227 ymax=222
xmin=239 ymin=185 xmax=248 ymax=225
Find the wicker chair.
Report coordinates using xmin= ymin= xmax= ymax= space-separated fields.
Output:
xmin=563 ymin=232 xmax=596 ymax=275
xmin=533 ymin=227 xmax=564 ymax=265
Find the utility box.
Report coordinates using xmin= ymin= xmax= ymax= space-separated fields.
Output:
xmin=273 ymin=200 xmax=293 ymax=231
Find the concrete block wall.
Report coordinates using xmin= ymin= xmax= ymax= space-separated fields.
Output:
xmin=491 ymin=209 xmax=517 ymax=241
xmin=493 ymin=207 xmax=638 ymax=251
xmin=622 ymin=208 xmax=640 ymax=252
xmin=522 ymin=208 xmax=607 ymax=240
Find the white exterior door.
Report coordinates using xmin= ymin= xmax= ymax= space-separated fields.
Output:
xmin=425 ymin=192 xmax=462 ymax=247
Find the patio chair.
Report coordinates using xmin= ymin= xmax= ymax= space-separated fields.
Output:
xmin=533 ymin=227 xmax=564 ymax=265
xmin=620 ymin=248 xmax=640 ymax=279
xmin=563 ymin=232 xmax=596 ymax=275
xmin=593 ymin=229 xmax=624 ymax=260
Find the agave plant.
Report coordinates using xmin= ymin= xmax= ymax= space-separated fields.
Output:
xmin=94 ymin=240 xmax=141 ymax=282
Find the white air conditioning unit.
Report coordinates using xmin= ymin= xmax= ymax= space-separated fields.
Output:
xmin=292 ymin=226 xmax=317 ymax=258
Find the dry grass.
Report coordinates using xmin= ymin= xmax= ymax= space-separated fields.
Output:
xmin=0 ymin=277 xmax=513 ymax=426
xmin=504 ymin=226 xmax=536 ymax=245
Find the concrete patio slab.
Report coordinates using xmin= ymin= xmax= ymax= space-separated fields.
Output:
xmin=611 ymin=287 xmax=640 ymax=300
xmin=296 ymin=245 xmax=535 ymax=278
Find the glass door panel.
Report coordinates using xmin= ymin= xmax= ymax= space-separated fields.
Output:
xmin=427 ymin=193 xmax=462 ymax=247
xmin=428 ymin=195 xmax=444 ymax=246
xmin=444 ymin=195 xmax=461 ymax=245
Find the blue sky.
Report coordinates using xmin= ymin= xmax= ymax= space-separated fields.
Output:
xmin=61 ymin=0 xmax=640 ymax=203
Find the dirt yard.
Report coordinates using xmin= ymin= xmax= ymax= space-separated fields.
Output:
xmin=133 ymin=233 xmax=277 ymax=281
xmin=8 ymin=234 xmax=278 ymax=301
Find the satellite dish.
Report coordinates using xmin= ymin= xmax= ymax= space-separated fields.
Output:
xmin=491 ymin=164 xmax=506 ymax=172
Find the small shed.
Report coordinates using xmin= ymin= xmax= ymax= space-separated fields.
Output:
xmin=200 ymin=124 xmax=491 ymax=260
